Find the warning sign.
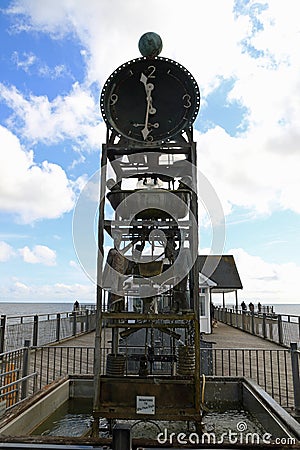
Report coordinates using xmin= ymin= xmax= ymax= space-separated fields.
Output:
xmin=136 ymin=396 xmax=155 ymax=415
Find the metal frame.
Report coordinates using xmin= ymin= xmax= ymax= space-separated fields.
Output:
xmin=93 ymin=128 xmax=201 ymax=429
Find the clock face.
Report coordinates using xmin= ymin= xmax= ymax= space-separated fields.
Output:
xmin=100 ymin=57 xmax=200 ymax=144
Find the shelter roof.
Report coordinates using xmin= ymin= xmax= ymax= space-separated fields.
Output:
xmin=198 ymin=255 xmax=243 ymax=293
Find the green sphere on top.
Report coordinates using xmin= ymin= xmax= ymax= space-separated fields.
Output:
xmin=138 ymin=32 xmax=163 ymax=57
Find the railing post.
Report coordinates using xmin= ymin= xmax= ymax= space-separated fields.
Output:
xmin=0 ymin=315 xmax=6 ymax=354
xmin=72 ymin=311 xmax=77 ymax=336
xmin=262 ymin=313 xmax=267 ymax=338
xmin=251 ymin=312 xmax=255 ymax=334
xmin=56 ymin=313 xmax=61 ymax=342
xmin=229 ymin=309 xmax=233 ymax=326
xmin=21 ymin=339 xmax=30 ymax=400
xmin=32 ymin=315 xmax=38 ymax=346
xmin=298 ymin=316 xmax=300 ymax=341
xmin=85 ymin=310 xmax=89 ymax=332
xmin=277 ymin=314 xmax=283 ymax=345
xmin=241 ymin=311 xmax=245 ymax=330
xmin=290 ymin=343 xmax=300 ymax=414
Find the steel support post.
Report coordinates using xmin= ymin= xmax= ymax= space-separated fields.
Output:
xmin=190 ymin=141 xmax=201 ymax=415
xmin=290 ymin=342 xmax=300 ymax=414
xmin=56 ymin=313 xmax=61 ymax=342
xmin=93 ymin=143 xmax=108 ymax=432
xmin=0 ymin=315 xmax=6 ymax=354
xmin=85 ymin=309 xmax=89 ymax=332
xmin=32 ymin=315 xmax=38 ymax=346
xmin=72 ymin=311 xmax=77 ymax=336
xmin=251 ymin=312 xmax=255 ymax=335
xmin=262 ymin=313 xmax=267 ymax=338
xmin=235 ymin=290 xmax=238 ymax=327
xmin=21 ymin=339 xmax=30 ymax=400
xmin=277 ymin=314 xmax=283 ymax=345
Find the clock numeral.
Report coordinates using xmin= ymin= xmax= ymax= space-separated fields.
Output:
xmin=183 ymin=94 xmax=191 ymax=108
xmin=147 ymin=65 xmax=156 ymax=78
xmin=110 ymin=94 xmax=118 ymax=105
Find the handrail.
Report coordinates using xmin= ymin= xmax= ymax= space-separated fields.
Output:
xmin=0 ymin=372 xmax=38 ymax=392
xmin=215 ymin=306 xmax=300 ymax=348
xmin=0 ymin=308 xmax=97 ymax=352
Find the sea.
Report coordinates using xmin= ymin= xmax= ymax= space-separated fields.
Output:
xmin=0 ymin=302 xmax=94 ymax=317
xmin=0 ymin=302 xmax=299 ymax=317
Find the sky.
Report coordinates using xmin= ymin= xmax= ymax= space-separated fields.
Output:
xmin=0 ymin=0 xmax=300 ymax=306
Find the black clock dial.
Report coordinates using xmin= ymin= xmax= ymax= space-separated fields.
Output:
xmin=100 ymin=57 xmax=200 ymax=144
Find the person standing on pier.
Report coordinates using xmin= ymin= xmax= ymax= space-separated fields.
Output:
xmin=73 ymin=300 xmax=79 ymax=311
xmin=241 ymin=301 xmax=247 ymax=312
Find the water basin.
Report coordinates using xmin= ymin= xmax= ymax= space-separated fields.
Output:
xmin=31 ymin=398 xmax=93 ymax=437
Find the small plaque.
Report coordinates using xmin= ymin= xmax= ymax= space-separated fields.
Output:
xmin=136 ymin=395 xmax=155 ymax=415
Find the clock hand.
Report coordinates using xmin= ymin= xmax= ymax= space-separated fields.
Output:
xmin=141 ymin=82 xmax=154 ymax=140
xmin=133 ymin=122 xmax=159 ymax=128
xmin=141 ymin=93 xmax=151 ymax=140
xmin=140 ymin=73 xmax=156 ymax=115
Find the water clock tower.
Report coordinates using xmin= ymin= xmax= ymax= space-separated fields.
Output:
xmin=93 ymin=32 xmax=202 ymax=434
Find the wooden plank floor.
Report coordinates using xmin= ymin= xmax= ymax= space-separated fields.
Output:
xmin=51 ymin=321 xmax=288 ymax=350
xmin=205 ymin=321 xmax=287 ymax=349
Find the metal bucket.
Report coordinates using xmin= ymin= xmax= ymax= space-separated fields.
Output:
xmin=106 ymin=353 xmax=126 ymax=376
xmin=107 ymin=189 xmax=190 ymax=219
xmin=138 ymin=260 xmax=163 ymax=277
xmin=177 ymin=345 xmax=195 ymax=375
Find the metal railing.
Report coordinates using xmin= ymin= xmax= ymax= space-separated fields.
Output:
xmin=0 ymin=329 xmax=299 ymax=413
xmin=211 ymin=347 xmax=295 ymax=409
xmin=12 ymin=343 xmax=297 ymax=412
xmin=0 ymin=345 xmax=38 ymax=411
xmin=215 ymin=307 xmax=300 ymax=348
xmin=0 ymin=308 xmax=97 ymax=352
xmin=30 ymin=345 xmax=95 ymax=390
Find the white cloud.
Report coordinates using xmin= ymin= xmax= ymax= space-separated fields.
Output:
xmin=196 ymin=125 xmax=300 ymax=216
xmin=19 ymin=245 xmax=57 ymax=266
xmin=0 ymin=241 xmax=15 ymax=262
xmin=14 ymin=281 xmax=31 ymax=292
xmin=4 ymin=279 xmax=95 ymax=302
xmin=0 ymin=82 xmax=103 ymax=147
xmin=229 ymin=248 xmax=300 ymax=303
xmin=1 ymin=0 xmax=300 ymax=300
xmin=4 ymin=0 xmax=300 ymax=220
xmin=0 ymin=125 xmax=75 ymax=223
xmin=69 ymin=259 xmax=81 ymax=270
xmin=12 ymin=51 xmax=36 ymax=72
xmin=6 ymin=0 xmax=242 ymax=90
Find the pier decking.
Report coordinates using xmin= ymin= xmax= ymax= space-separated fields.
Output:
xmin=51 ymin=320 xmax=289 ymax=350
xmin=206 ymin=321 xmax=288 ymax=349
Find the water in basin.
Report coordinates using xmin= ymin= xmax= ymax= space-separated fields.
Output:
xmin=31 ymin=398 xmax=93 ymax=437
xmin=31 ymin=398 xmax=266 ymax=441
